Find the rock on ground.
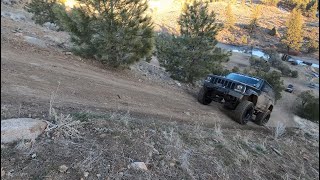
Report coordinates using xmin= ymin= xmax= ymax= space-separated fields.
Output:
xmin=43 ymin=22 xmax=59 ymax=31
xmin=1 ymin=11 xmax=26 ymax=21
xmin=130 ymin=162 xmax=148 ymax=171
xmin=59 ymin=165 xmax=68 ymax=173
xmin=24 ymin=36 xmax=47 ymax=48
xmin=1 ymin=118 xmax=47 ymax=144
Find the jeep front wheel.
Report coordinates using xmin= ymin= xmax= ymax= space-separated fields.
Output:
xmin=234 ymin=100 xmax=254 ymax=125
xmin=254 ymin=110 xmax=271 ymax=126
xmin=198 ymin=87 xmax=212 ymax=105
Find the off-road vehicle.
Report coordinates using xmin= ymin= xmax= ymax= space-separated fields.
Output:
xmin=198 ymin=73 xmax=275 ymax=125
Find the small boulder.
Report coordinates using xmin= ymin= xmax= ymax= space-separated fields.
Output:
xmin=43 ymin=22 xmax=59 ymax=31
xmin=1 ymin=118 xmax=47 ymax=144
xmin=175 ymin=81 xmax=181 ymax=87
xmin=24 ymin=36 xmax=47 ymax=48
xmin=130 ymin=162 xmax=148 ymax=171
xmin=1 ymin=12 xmax=26 ymax=21
xmin=59 ymin=165 xmax=68 ymax=173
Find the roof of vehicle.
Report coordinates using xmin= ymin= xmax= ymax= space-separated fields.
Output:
xmin=227 ymin=73 xmax=274 ymax=90
xmin=227 ymin=72 xmax=263 ymax=81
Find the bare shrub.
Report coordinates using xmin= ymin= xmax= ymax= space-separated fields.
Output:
xmin=274 ymin=122 xmax=286 ymax=139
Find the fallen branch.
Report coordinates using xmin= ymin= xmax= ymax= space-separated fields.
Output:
xmin=271 ymin=146 xmax=282 ymax=156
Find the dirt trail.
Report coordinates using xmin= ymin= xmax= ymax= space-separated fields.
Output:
xmin=0 ymin=2 xmax=297 ymax=129
xmin=0 ymin=41 xmax=228 ymax=123
xmin=1 ymin=37 xmax=296 ymax=129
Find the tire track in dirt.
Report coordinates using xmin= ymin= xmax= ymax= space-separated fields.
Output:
xmin=1 ymin=38 xmax=297 ymax=130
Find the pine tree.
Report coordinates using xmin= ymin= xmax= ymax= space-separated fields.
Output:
xmin=225 ymin=3 xmax=236 ymax=30
xmin=248 ymin=5 xmax=262 ymax=33
xmin=282 ymin=8 xmax=304 ymax=53
xmin=308 ymin=0 xmax=318 ymax=18
xmin=156 ymin=1 xmax=230 ymax=84
xmin=181 ymin=0 xmax=193 ymax=12
xmin=25 ymin=0 xmax=63 ymax=27
xmin=306 ymin=28 xmax=319 ymax=53
xmin=53 ymin=0 xmax=154 ymax=68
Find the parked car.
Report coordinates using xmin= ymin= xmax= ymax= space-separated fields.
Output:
xmin=308 ymin=83 xmax=316 ymax=89
xmin=285 ymin=84 xmax=294 ymax=93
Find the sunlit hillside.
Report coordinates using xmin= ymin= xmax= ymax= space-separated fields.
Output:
xmin=147 ymin=0 xmax=319 ymax=59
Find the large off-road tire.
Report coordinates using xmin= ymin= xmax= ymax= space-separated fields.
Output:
xmin=254 ymin=110 xmax=271 ymax=126
xmin=198 ymin=87 xmax=212 ymax=105
xmin=234 ymin=100 xmax=254 ymax=125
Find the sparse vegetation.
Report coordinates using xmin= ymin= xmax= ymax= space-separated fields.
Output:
xmin=2 ymin=110 xmax=318 ymax=179
xmin=53 ymin=0 xmax=154 ymax=68
xmin=274 ymin=122 xmax=286 ymax=139
xmin=249 ymin=56 xmax=270 ymax=72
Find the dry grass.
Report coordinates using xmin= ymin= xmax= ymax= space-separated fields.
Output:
xmin=274 ymin=121 xmax=286 ymax=139
xmin=1 ymin=110 xmax=319 ymax=179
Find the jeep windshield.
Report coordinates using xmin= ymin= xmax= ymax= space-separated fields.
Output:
xmin=225 ymin=73 xmax=262 ymax=88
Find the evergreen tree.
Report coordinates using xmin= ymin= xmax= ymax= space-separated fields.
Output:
xmin=248 ymin=5 xmax=262 ymax=33
xmin=296 ymin=90 xmax=319 ymax=121
xmin=25 ymin=0 xmax=63 ymax=27
xmin=282 ymin=8 xmax=304 ymax=52
xmin=53 ymin=0 xmax=154 ymax=68
xmin=225 ymin=3 xmax=236 ymax=30
xmin=156 ymin=1 xmax=230 ymax=84
xmin=181 ymin=0 xmax=193 ymax=12
xmin=306 ymin=28 xmax=319 ymax=53
xmin=307 ymin=0 xmax=318 ymax=18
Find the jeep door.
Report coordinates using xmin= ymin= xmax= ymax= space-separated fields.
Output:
xmin=260 ymin=83 xmax=274 ymax=110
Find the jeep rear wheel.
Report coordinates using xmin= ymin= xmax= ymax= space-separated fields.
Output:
xmin=234 ymin=100 xmax=254 ymax=125
xmin=198 ymin=87 xmax=212 ymax=105
xmin=254 ymin=110 xmax=271 ymax=126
